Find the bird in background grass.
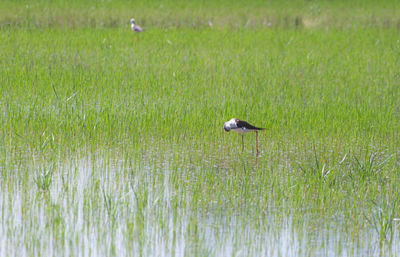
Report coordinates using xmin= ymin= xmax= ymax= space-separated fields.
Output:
xmin=223 ymin=118 xmax=264 ymax=153
xmin=130 ymin=18 xmax=143 ymax=32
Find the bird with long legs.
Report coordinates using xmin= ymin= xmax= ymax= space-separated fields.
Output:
xmin=223 ymin=118 xmax=264 ymax=153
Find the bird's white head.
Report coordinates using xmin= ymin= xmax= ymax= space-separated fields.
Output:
xmin=223 ymin=118 xmax=237 ymax=132
xmin=130 ymin=18 xmax=136 ymax=25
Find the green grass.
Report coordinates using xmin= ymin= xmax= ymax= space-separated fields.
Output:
xmin=2 ymin=28 xmax=400 ymax=148
xmin=1 ymin=1 xmax=400 ymax=256
xmin=1 ymin=0 xmax=400 ymax=29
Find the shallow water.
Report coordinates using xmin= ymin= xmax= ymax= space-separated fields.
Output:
xmin=0 ymin=146 xmax=399 ymax=257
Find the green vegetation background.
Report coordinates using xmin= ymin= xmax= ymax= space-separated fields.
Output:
xmin=1 ymin=1 xmax=400 ymax=255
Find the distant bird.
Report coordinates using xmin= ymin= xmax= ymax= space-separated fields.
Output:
xmin=224 ymin=118 xmax=264 ymax=153
xmin=130 ymin=18 xmax=143 ymax=32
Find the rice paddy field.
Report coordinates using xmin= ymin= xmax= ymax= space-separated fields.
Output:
xmin=1 ymin=0 xmax=400 ymax=256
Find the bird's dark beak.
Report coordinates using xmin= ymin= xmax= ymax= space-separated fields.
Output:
xmin=223 ymin=125 xmax=230 ymax=132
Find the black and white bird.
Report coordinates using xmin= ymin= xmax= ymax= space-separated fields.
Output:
xmin=223 ymin=118 xmax=264 ymax=153
xmin=130 ymin=18 xmax=143 ymax=32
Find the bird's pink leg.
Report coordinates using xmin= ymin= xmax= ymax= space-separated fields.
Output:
xmin=242 ymin=134 xmax=244 ymax=152
xmin=256 ymin=131 xmax=259 ymax=154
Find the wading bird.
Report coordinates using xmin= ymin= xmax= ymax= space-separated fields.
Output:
xmin=223 ymin=118 xmax=264 ymax=153
xmin=130 ymin=18 xmax=143 ymax=32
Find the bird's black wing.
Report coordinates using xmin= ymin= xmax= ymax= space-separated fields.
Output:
xmin=236 ymin=119 xmax=264 ymax=130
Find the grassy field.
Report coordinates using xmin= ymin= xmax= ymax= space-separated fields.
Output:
xmin=1 ymin=0 xmax=400 ymax=256
xmin=1 ymin=0 xmax=400 ymax=29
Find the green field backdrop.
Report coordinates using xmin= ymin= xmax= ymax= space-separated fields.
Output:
xmin=1 ymin=1 xmax=400 ymax=256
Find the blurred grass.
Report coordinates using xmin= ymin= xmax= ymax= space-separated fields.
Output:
xmin=0 ymin=0 xmax=400 ymax=29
